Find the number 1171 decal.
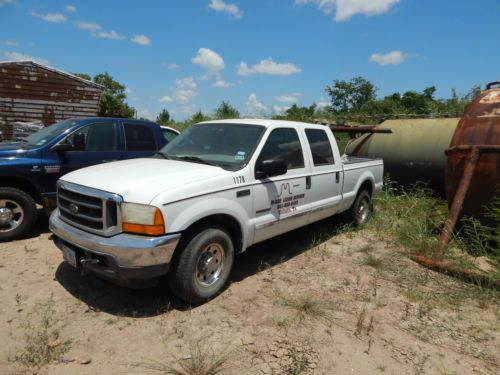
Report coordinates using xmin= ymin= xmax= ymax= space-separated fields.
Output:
xmin=233 ymin=176 xmax=245 ymax=184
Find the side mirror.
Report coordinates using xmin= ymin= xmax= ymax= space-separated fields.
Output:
xmin=51 ymin=143 xmax=74 ymax=152
xmin=256 ymin=159 xmax=287 ymax=179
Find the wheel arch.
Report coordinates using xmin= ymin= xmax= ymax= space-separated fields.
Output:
xmin=178 ymin=213 xmax=244 ymax=255
xmin=0 ymin=175 xmax=41 ymax=204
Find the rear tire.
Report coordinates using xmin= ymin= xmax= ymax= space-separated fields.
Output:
xmin=0 ymin=187 xmax=38 ymax=241
xmin=168 ymin=227 xmax=234 ymax=305
xmin=348 ymin=190 xmax=372 ymax=226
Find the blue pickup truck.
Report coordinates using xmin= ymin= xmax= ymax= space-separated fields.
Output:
xmin=0 ymin=117 xmax=175 ymax=241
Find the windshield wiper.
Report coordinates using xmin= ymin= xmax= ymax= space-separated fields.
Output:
xmin=175 ymin=155 xmax=217 ymax=166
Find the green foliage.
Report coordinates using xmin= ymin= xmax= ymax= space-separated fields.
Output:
xmin=367 ymin=181 xmax=448 ymax=255
xmin=325 ymin=77 xmax=377 ymax=113
xmin=74 ymin=72 xmax=135 ymax=118
xmin=272 ymin=104 xmax=317 ymax=122
xmin=156 ymin=108 xmax=171 ymax=125
xmin=214 ymin=101 xmax=240 ymax=119
xmin=459 ymin=194 xmax=500 ymax=260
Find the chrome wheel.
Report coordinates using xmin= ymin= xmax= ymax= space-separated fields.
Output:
xmin=0 ymin=199 xmax=24 ymax=232
xmin=196 ymin=243 xmax=225 ymax=287
xmin=357 ymin=197 xmax=370 ymax=224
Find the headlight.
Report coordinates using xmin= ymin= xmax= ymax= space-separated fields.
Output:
xmin=121 ymin=203 xmax=165 ymax=236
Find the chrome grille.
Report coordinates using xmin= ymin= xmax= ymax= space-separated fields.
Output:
xmin=57 ymin=181 xmax=122 ymax=236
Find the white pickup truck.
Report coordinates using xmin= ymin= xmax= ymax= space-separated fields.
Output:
xmin=49 ymin=119 xmax=383 ymax=304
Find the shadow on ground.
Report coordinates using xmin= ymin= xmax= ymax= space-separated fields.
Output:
xmin=55 ymin=214 xmax=352 ymax=318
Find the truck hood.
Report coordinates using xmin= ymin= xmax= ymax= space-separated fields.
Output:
xmin=0 ymin=143 xmax=40 ymax=165
xmin=61 ymin=158 xmax=232 ymax=205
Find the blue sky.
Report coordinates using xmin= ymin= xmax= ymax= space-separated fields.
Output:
xmin=1 ymin=0 xmax=499 ymax=120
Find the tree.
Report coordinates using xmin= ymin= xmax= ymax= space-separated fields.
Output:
xmin=74 ymin=72 xmax=135 ymax=118
xmin=156 ymin=108 xmax=171 ymax=125
xmin=325 ymin=77 xmax=377 ymax=113
xmin=214 ymin=101 xmax=240 ymax=119
xmin=272 ymin=104 xmax=317 ymax=122
xmin=187 ymin=110 xmax=210 ymax=124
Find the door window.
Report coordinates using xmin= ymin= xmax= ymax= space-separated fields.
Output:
xmin=305 ymin=129 xmax=334 ymax=166
xmin=62 ymin=123 xmax=117 ymax=152
xmin=257 ymin=128 xmax=304 ymax=170
xmin=124 ymin=123 xmax=157 ymax=151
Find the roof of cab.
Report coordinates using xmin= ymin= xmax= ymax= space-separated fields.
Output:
xmin=198 ymin=118 xmax=328 ymax=129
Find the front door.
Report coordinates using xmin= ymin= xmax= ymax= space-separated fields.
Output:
xmin=252 ymin=127 xmax=311 ymax=244
xmin=46 ymin=121 xmax=120 ymax=186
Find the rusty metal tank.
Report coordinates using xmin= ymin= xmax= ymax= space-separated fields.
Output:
xmin=345 ymin=118 xmax=460 ymax=195
xmin=445 ymin=82 xmax=500 ymax=223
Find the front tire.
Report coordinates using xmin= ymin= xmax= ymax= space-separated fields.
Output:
xmin=168 ymin=227 xmax=235 ymax=305
xmin=348 ymin=190 xmax=372 ymax=226
xmin=0 ymin=187 xmax=38 ymax=241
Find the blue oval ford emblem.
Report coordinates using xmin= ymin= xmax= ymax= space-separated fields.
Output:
xmin=69 ymin=203 xmax=79 ymax=214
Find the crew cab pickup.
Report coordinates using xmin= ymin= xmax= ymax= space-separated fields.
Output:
xmin=49 ymin=119 xmax=383 ymax=304
xmin=0 ymin=117 xmax=169 ymax=241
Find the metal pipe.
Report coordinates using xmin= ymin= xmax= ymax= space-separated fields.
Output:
xmin=434 ymin=147 xmax=480 ymax=260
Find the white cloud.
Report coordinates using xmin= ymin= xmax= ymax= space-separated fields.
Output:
xmin=96 ymin=30 xmax=125 ymax=40
xmin=295 ymin=0 xmax=399 ymax=22
xmin=316 ymin=100 xmax=330 ymax=109
xmin=160 ymin=96 xmax=173 ymax=103
xmin=369 ymin=50 xmax=405 ymax=66
xmin=238 ymin=58 xmax=301 ymax=76
xmin=65 ymin=5 xmax=76 ymax=12
xmin=136 ymin=108 xmax=152 ymax=120
xmin=0 ymin=0 xmax=15 ymax=6
xmin=160 ymin=77 xmax=199 ymax=105
xmin=125 ymin=87 xmax=139 ymax=101
xmin=273 ymin=105 xmax=290 ymax=114
xmin=192 ymin=48 xmax=225 ymax=76
xmin=2 ymin=40 xmax=18 ymax=46
xmin=30 ymin=11 xmax=67 ymax=23
xmin=131 ymin=34 xmax=151 ymax=46
xmin=275 ymin=93 xmax=302 ymax=103
xmin=75 ymin=20 xmax=125 ymax=40
xmin=245 ymin=93 xmax=267 ymax=117
xmin=75 ymin=20 xmax=100 ymax=32
xmin=164 ymin=63 xmax=180 ymax=70
xmin=4 ymin=51 xmax=49 ymax=65
xmin=208 ymin=0 xmax=243 ymax=19
xmin=212 ymin=79 xmax=234 ymax=88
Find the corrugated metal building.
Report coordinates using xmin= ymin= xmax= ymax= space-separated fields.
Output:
xmin=0 ymin=60 xmax=103 ymax=140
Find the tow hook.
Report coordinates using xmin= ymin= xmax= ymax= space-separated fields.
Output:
xmin=79 ymin=258 xmax=99 ymax=276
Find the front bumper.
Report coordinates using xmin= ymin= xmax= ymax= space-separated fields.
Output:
xmin=49 ymin=209 xmax=181 ymax=285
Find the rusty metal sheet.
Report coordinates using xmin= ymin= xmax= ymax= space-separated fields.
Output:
xmin=0 ymin=61 xmax=102 ymax=140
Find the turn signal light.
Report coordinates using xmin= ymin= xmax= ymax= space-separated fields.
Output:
xmin=122 ymin=208 xmax=165 ymax=236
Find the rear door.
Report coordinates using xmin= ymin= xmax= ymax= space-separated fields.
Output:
xmin=252 ymin=127 xmax=312 ymax=244
xmin=122 ymin=122 xmax=160 ymax=159
xmin=304 ymin=127 xmax=343 ymax=223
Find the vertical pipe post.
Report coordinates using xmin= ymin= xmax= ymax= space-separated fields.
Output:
xmin=433 ymin=147 xmax=480 ymax=261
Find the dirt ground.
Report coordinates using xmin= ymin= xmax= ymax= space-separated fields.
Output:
xmin=0 ymin=216 xmax=499 ymax=375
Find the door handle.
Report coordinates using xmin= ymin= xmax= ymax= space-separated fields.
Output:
xmin=335 ymin=172 xmax=340 ymax=183
xmin=306 ymin=176 xmax=311 ymax=189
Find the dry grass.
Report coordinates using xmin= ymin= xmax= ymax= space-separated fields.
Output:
xmin=278 ymin=292 xmax=337 ymax=324
xmin=135 ymin=340 xmax=230 ymax=375
xmin=13 ymin=295 xmax=71 ymax=372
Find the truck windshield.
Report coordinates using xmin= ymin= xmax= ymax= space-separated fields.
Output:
xmin=158 ymin=123 xmax=264 ymax=170
xmin=23 ymin=119 xmax=80 ymax=147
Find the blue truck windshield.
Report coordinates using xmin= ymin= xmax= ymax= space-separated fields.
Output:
xmin=23 ymin=119 xmax=80 ymax=147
